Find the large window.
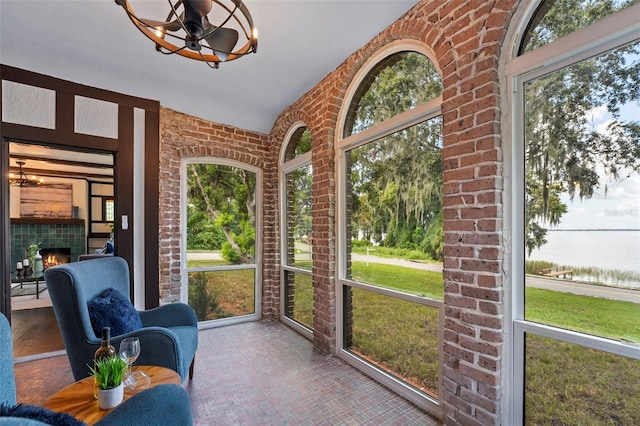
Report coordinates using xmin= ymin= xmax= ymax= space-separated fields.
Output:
xmin=337 ymin=47 xmax=444 ymax=416
xmin=280 ymin=126 xmax=313 ymax=333
xmin=182 ymin=160 xmax=261 ymax=326
xmin=509 ymin=1 xmax=640 ymax=423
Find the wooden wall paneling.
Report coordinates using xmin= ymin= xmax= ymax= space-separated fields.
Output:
xmin=144 ymin=110 xmax=160 ymax=309
xmin=1 ymin=137 xmax=10 ymax=321
xmin=116 ymin=105 xmax=134 ymax=297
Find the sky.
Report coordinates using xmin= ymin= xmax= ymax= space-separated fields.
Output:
xmin=554 ymin=103 xmax=640 ymax=230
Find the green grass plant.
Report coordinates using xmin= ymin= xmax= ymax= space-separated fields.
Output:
xmin=526 ymin=260 xmax=640 ymax=287
xmin=90 ymin=356 xmax=128 ymax=390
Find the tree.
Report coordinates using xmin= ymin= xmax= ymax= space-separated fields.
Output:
xmin=187 ymin=164 xmax=256 ymax=263
xmin=522 ymin=0 xmax=640 ymax=253
xmin=347 ymin=51 xmax=445 ymax=260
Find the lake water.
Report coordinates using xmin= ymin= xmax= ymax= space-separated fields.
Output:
xmin=527 ymin=230 xmax=640 ymax=274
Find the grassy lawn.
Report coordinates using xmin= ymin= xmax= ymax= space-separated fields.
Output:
xmin=351 ymin=262 xmax=444 ymax=300
xmin=526 ymin=287 xmax=640 ymax=342
xmin=350 ymin=287 xmax=440 ymax=396
xmin=525 ymin=335 xmax=640 ymax=425
xmin=187 ymin=254 xmax=640 ymax=421
xmin=288 ymin=272 xmax=313 ymax=329
xmin=188 ymin=268 xmax=255 ymax=320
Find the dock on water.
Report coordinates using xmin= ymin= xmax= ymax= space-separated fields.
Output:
xmin=541 ymin=266 xmax=573 ymax=279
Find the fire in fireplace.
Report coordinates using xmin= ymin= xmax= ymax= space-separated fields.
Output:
xmin=40 ymin=248 xmax=71 ymax=269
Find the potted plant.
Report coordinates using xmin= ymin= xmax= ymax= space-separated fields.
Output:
xmin=90 ymin=356 xmax=128 ymax=409
xmin=26 ymin=242 xmax=41 ymax=267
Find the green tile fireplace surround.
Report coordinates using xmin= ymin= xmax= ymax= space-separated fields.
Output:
xmin=10 ymin=218 xmax=86 ymax=278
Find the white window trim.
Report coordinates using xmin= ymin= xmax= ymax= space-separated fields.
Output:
xmin=279 ymin=123 xmax=314 ymax=337
xmin=180 ymin=157 xmax=263 ymax=329
xmin=336 ymin=39 xmax=439 ymax=140
xmin=335 ymin=41 xmax=444 ymax=419
xmin=505 ymin=3 xmax=640 ymax=424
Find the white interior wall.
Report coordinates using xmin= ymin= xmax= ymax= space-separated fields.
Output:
xmin=3 ymin=78 xmax=146 ymax=305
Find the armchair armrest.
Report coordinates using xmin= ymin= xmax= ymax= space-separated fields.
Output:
xmin=138 ymin=303 xmax=197 ymax=328
xmin=108 ymin=327 xmax=182 ymax=374
xmin=96 ymin=384 xmax=192 ymax=426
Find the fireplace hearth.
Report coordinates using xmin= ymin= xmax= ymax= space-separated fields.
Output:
xmin=40 ymin=247 xmax=71 ymax=269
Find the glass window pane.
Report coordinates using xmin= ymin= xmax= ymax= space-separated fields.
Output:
xmin=188 ymin=270 xmax=255 ymax=321
xmin=104 ymin=199 xmax=114 ymax=222
xmin=525 ymin=333 xmax=640 ymax=424
xmin=346 ymin=117 xmax=443 ymax=296
xmin=285 ymin=165 xmax=313 ymax=270
xmin=344 ymin=286 xmax=440 ymax=398
xmin=523 ymin=42 xmax=640 ymax=342
xmin=186 ymin=164 xmax=256 ymax=266
xmin=283 ymin=270 xmax=313 ymax=329
xmin=344 ymin=52 xmax=442 ymax=137
xmin=519 ymin=0 xmax=638 ymax=55
xmin=284 ymin=127 xmax=311 ymax=161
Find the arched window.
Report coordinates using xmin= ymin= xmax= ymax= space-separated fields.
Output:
xmin=343 ymin=51 xmax=443 ymax=137
xmin=508 ymin=1 xmax=640 ymax=423
xmin=337 ymin=45 xmax=444 ymax=416
xmin=181 ymin=159 xmax=262 ymax=327
xmin=280 ymin=125 xmax=313 ymax=335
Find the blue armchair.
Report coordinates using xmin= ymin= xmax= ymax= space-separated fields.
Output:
xmin=0 ymin=313 xmax=193 ymax=425
xmin=44 ymin=257 xmax=197 ymax=383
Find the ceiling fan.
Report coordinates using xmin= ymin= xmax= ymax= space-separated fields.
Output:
xmin=114 ymin=0 xmax=258 ymax=68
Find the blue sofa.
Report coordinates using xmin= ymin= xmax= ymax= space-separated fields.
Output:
xmin=44 ymin=257 xmax=198 ymax=383
xmin=0 ymin=312 xmax=193 ymax=425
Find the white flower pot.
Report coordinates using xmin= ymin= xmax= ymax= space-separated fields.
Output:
xmin=98 ymin=383 xmax=124 ymax=409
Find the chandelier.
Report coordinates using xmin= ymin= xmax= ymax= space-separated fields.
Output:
xmin=114 ymin=0 xmax=258 ymax=69
xmin=9 ymin=161 xmax=43 ymax=187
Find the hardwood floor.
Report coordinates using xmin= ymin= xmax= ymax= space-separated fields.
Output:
xmin=11 ymin=305 xmax=64 ymax=359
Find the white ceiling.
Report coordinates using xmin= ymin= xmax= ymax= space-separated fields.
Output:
xmin=0 ymin=0 xmax=418 ymax=134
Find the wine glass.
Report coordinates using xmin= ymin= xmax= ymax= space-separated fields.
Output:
xmin=119 ymin=337 xmax=140 ymax=389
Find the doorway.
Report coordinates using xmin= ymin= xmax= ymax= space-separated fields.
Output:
xmin=8 ymin=141 xmax=114 ymax=359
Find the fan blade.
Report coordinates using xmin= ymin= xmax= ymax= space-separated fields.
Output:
xmin=204 ymin=27 xmax=239 ymax=61
xmin=183 ymin=0 xmax=212 ymax=35
xmin=138 ymin=17 xmax=182 ymax=32
xmin=184 ymin=0 xmax=212 ymax=17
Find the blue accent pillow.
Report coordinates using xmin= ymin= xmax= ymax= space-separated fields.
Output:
xmin=87 ymin=288 xmax=143 ymax=337
xmin=104 ymin=241 xmax=114 ymax=254
xmin=0 ymin=403 xmax=86 ymax=425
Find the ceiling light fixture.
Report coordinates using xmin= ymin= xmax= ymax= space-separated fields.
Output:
xmin=114 ymin=0 xmax=258 ymax=69
xmin=9 ymin=161 xmax=43 ymax=187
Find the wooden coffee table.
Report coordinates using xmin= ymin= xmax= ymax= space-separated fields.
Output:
xmin=44 ymin=365 xmax=181 ymax=424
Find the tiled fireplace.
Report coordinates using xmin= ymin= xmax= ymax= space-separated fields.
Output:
xmin=40 ymin=247 xmax=72 ymax=269
xmin=10 ymin=219 xmax=85 ymax=276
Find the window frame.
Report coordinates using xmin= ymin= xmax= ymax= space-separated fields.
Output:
xmin=180 ymin=157 xmax=263 ymax=329
xmin=279 ymin=123 xmax=314 ymax=338
xmin=335 ymin=41 xmax=445 ymax=418
xmin=505 ymin=3 xmax=640 ymax=423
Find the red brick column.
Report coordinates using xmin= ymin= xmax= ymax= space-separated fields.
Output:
xmin=269 ymin=1 xmax=516 ymax=423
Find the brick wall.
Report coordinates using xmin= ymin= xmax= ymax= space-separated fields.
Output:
xmin=158 ymin=1 xmax=518 ymax=423
xmin=158 ymin=108 xmax=276 ymax=309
